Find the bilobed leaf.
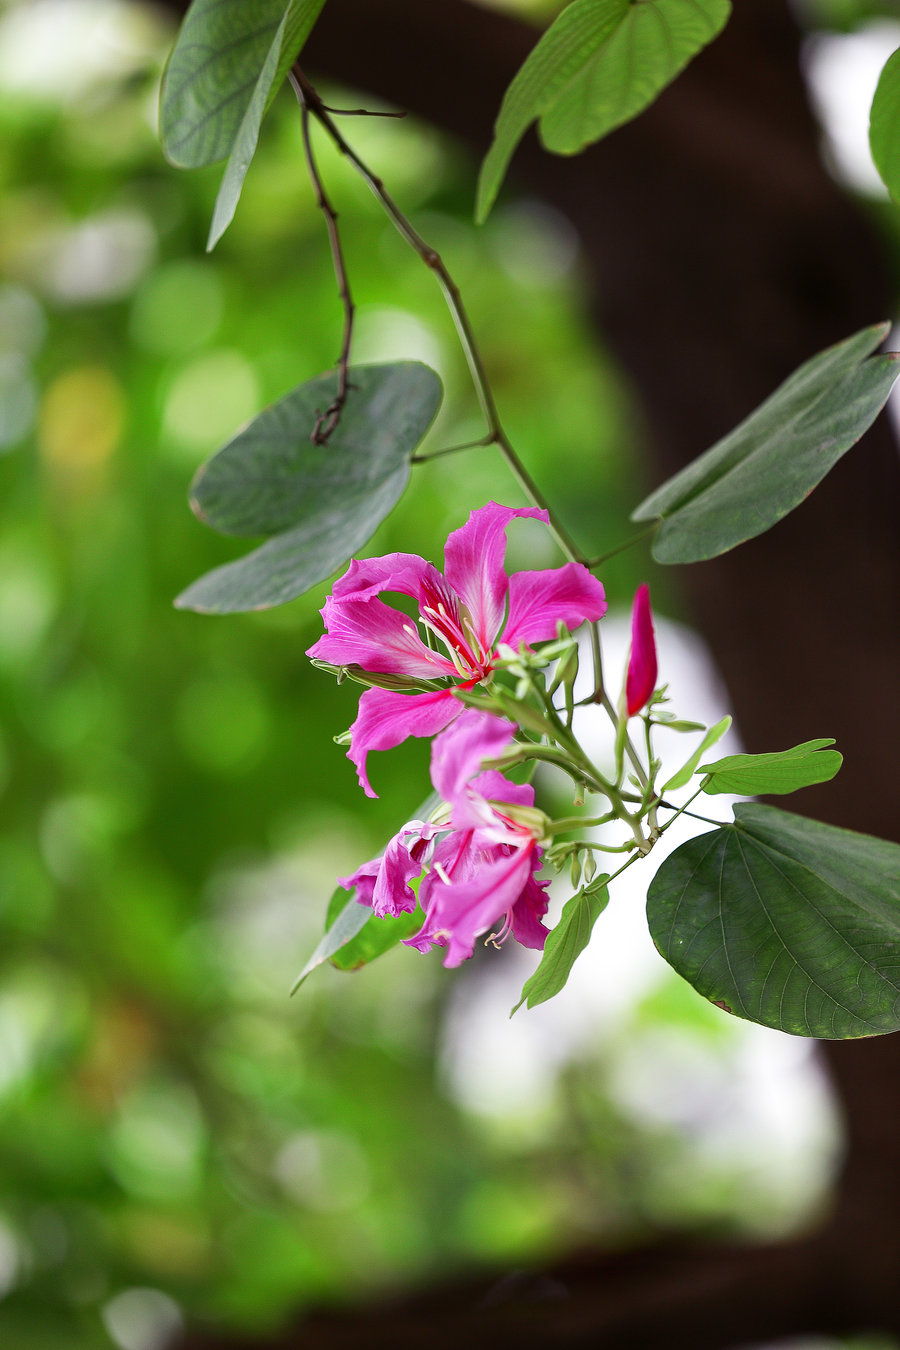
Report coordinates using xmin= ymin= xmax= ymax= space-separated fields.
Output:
xmin=290 ymin=887 xmax=370 ymax=992
xmin=661 ymin=715 xmax=731 ymax=792
xmin=632 ymin=324 xmax=900 ymax=564
xmin=512 ymin=876 xmax=610 ymax=1013
xmin=175 ymin=362 xmax=443 ymax=613
xmin=161 ymin=0 xmax=325 ymax=167
xmin=476 ymin=0 xmax=730 ymax=222
xmin=206 ymin=8 xmax=291 ymax=250
xmin=646 ymin=803 xmax=900 ymax=1038
xmin=700 ymin=739 xmax=842 ymax=797
xmin=160 ymin=0 xmax=326 ymax=245
xmin=870 ymin=46 xmax=900 ymax=203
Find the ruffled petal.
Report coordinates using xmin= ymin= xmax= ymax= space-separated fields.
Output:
xmin=371 ymin=822 xmax=439 ymax=918
xmin=509 ymin=871 xmax=551 ymax=950
xmin=307 ymin=594 xmax=455 ymax=679
xmin=442 ymin=503 xmax=547 ymax=652
xmin=330 ymin=553 xmax=439 ymax=603
xmin=429 ymin=709 xmax=516 ymax=810
xmin=337 ymin=855 xmax=381 ymax=908
xmin=625 ymin=583 xmax=658 ymax=717
xmin=348 ymin=687 xmax=459 ymax=797
xmin=407 ymin=844 xmax=536 ymax=967
xmin=502 ymin=564 xmax=608 ymax=651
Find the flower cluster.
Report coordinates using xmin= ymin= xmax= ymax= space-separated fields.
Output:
xmin=340 ymin=710 xmax=550 ymax=967
xmin=309 ymin=501 xmax=659 ymax=968
xmin=307 ymin=502 xmax=608 ymax=797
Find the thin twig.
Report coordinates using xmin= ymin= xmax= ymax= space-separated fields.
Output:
xmin=289 ymin=71 xmax=355 ymax=445
xmin=411 ymin=434 xmax=493 ymax=462
xmin=584 ymin=522 xmax=659 ymax=569
xmin=290 ymin=66 xmax=584 ymax=565
xmin=292 ymin=68 xmax=646 ymax=785
xmin=320 ymin=103 xmax=407 ymax=119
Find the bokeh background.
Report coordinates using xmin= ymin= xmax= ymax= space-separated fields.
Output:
xmin=0 ymin=1 xmax=899 ymax=1347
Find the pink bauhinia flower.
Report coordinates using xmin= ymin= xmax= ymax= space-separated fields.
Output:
xmin=338 ymin=710 xmax=550 ymax=968
xmin=625 ymin=583 xmax=658 ymax=717
xmin=307 ymin=502 xmax=607 ymax=796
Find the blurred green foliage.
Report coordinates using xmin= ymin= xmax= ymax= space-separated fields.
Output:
xmin=0 ymin=1 xmax=875 ymax=1346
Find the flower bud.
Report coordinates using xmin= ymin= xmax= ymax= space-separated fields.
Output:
xmin=625 ymin=583 xmax=658 ymax=718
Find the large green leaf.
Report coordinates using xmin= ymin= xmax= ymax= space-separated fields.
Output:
xmin=512 ymin=875 xmax=609 ymax=1014
xmin=476 ymin=0 xmax=730 ymax=223
xmin=700 ymin=739 xmax=842 ymax=797
xmin=870 ymin=46 xmax=900 ymax=204
xmin=646 ymin=804 xmax=900 ymax=1038
xmin=160 ymin=0 xmax=326 ymax=246
xmin=632 ymin=324 xmax=900 ymax=564
xmin=175 ymin=362 xmax=443 ymax=613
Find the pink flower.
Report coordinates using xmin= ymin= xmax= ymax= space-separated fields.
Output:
xmin=339 ymin=710 xmax=550 ymax=968
xmin=625 ymin=583 xmax=658 ymax=717
xmin=307 ymin=502 xmax=607 ymax=796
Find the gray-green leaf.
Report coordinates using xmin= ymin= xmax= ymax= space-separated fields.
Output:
xmin=870 ymin=46 xmax=900 ymax=204
xmin=160 ymin=0 xmax=326 ymax=245
xmin=646 ymin=803 xmax=900 ymax=1038
xmin=175 ymin=362 xmax=443 ymax=613
xmin=700 ymin=739 xmax=842 ymax=797
xmin=476 ymin=0 xmax=730 ymax=223
xmin=632 ymin=323 xmax=900 ymax=564
xmin=290 ymin=887 xmax=370 ymax=993
xmin=512 ymin=876 xmax=610 ymax=1014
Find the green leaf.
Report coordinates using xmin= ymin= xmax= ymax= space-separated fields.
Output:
xmin=646 ymin=803 xmax=900 ymax=1038
xmin=660 ymin=715 xmax=731 ymax=792
xmin=870 ymin=46 xmax=900 ymax=204
xmin=539 ymin=0 xmax=731 ymax=153
xmin=161 ymin=0 xmax=324 ymax=167
xmin=512 ymin=876 xmax=610 ymax=1013
xmin=700 ymin=739 xmax=842 ymax=797
xmin=175 ymin=362 xmax=443 ymax=613
xmin=329 ymin=906 xmax=423 ymax=972
xmin=290 ymin=887 xmax=370 ymax=993
xmin=476 ymin=0 xmax=730 ymax=223
xmin=292 ymin=791 xmax=441 ymax=990
xmin=632 ymin=324 xmax=900 ymax=564
xmin=160 ymin=0 xmax=326 ymax=245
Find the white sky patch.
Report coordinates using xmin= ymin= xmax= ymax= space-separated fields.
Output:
xmin=0 ymin=0 xmax=163 ymax=103
xmin=802 ymin=21 xmax=900 ymax=197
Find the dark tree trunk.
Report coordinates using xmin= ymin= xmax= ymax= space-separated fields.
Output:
xmin=166 ymin=0 xmax=900 ymax=1343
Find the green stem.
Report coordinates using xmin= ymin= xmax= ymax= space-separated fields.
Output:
xmin=584 ymin=523 xmax=658 ymax=569
xmin=548 ymin=812 xmax=616 ymax=834
xmin=411 ymin=435 xmax=493 ymax=462
xmin=293 ymin=69 xmax=585 ymax=567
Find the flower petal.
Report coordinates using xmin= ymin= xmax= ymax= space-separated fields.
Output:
xmin=429 ymin=709 xmax=516 ymax=809
xmin=330 ymin=553 xmax=437 ymax=602
xmin=625 ymin=583 xmax=658 ymax=717
xmin=407 ymin=843 xmax=537 ymax=967
xmin=371 ymin=822 xmax=439 ymax=917
xmin=307 ymin=593 xmax=455 ymax=679
xmin=509 ymin=871 xmax=551 ymax=950
xmin=502 ymin=564 xmax=607 ymax=651
xmin=348 ymin=687 xmax=459 ymax=797
xmin=337 ymin=855 xmax=382 ymax=908
xmin=442 ymin=502 xmax=547 ymax=652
